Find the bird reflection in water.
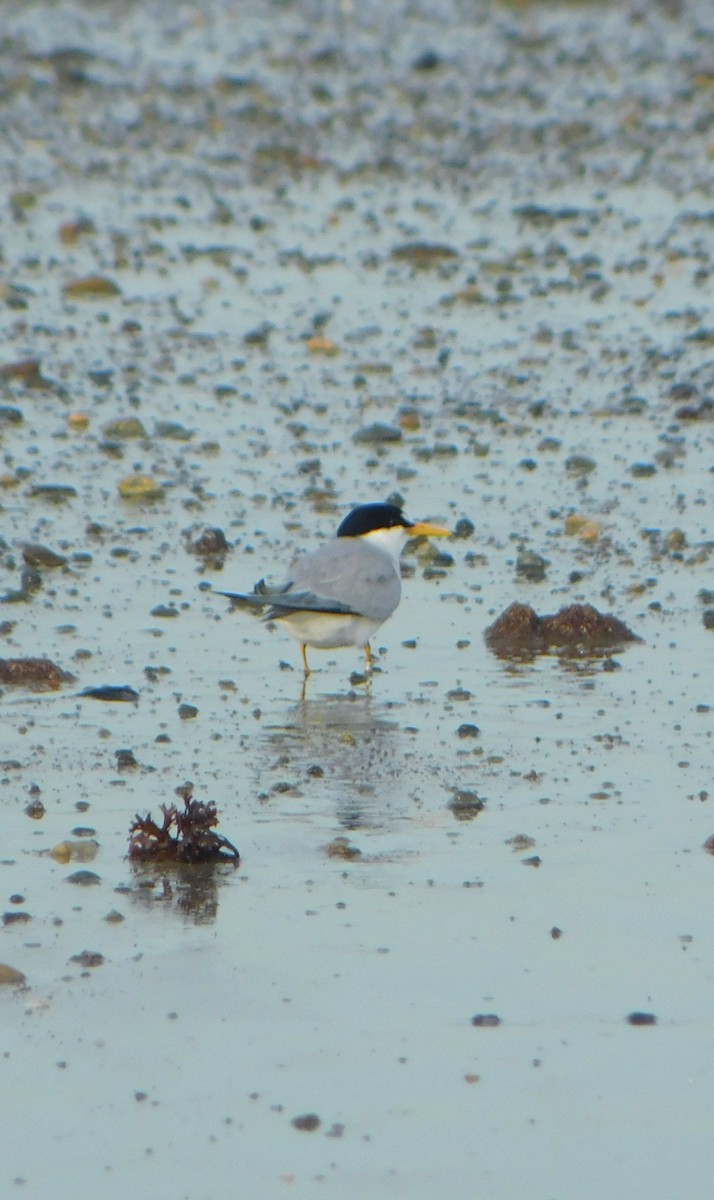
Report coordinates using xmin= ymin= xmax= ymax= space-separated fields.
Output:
xmin=260 ymin=690 xmax=413 ymax=832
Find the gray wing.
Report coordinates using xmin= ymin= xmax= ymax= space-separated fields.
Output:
xmin=212 ymin=580 xmax=295 ymax=611
xmin=286 ymin=539 xmax=401 ymax=621
xmin=216 ymin=578 xmax=355 ymax=618
xmin=216 ymin=540 xmax=401 ymax=621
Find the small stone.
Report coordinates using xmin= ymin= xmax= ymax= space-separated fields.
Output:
xmin=564 ymin=514 xmax=601 ymax=541
xmin=154 ymin=421 xmax=192 ymax=440
xmin=565 ymin=454 xmax=596 ymax=476
xmin=58 ymin=218 xmax=96 ymax=244
xmin=306 ymin=335 xmax=339 ymax=356
xmin=0 ymin=964 xmax=26 ymax=986
xmin=627 ymin=1011 xmax=657 ymax=1026
xmin=28 ymin=484 xmax=78 ymax=503
xmin=452 ymin=517 xmax=475 ymax=539
xmin=51 ymin=840 xmax=99 ymax=863
xmin=515 ymin=551 xmax=548 ymax=582
xmin=80 ymin=685 xmax=139 ymax=703
xmin=448 ymin=790 xmax=485 ymax=821
xmin=392 ymin=242 xmax=459 ymax=268
xmin=413 ymin=49 xmax=442 ymax=70
xmin=243 ymin=321 xmax=273 ymax=346
xmin=506 ymin=834 xmax=536 ymax=852
xmin=63 ymin=275 xmax=121 ymax=299
xmin=188 ymin=528 xmax=229 ymax=558
xmin=0 ymin=358 xmax=46 ymax=386
xmin=352 ymin=422 xmax=402 ymax=445
xmin=66 ymin=870 xmax=101 ymax=886
xmin=291 ymin=1113 xmax=321 ymax=1131
xmin=0 ymin=405 xmax=23 ymax=425
xmin=118 ymin=473 xmax=164 ymax=502
xmin=69 ymin=950 xmax=105 ymax=968
xmin=22 ymin=543 xmax=67 ymax=568
xmin=102 ymin=417 xmax=148 ymax=439
xmin=324 ymin=837 xmax=362 ymax=860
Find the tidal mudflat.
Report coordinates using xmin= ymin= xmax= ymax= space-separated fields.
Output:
xmin=1 ymin=1 xmax=712 ymax=1196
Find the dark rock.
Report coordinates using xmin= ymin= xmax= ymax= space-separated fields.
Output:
xmin=515 ymin=551 xmax=549 ymax=582
xmin=69 ymin=950 xmax=105 ymax=968
xmin=80 ymin=685 xmax=139 ymax=702
xmin=448 ymin=790 xmax=485 ymax=821
xmin=391 ymin=242 xmax=459 ymax=268
xmin=187 ymin=527 xmax=229 ymax=558
xmin=22 ymin=543 xmax=67 ymax=568
xmin=352 ymin=422 xmax=402 ymax=444
xmin=292 ymin=1113 xmax=321 ymax=1131
xmin=627 ymin=1011 xmax=657 ymax=1026
xmin=413 ymin=49 xmax=442 ymax=70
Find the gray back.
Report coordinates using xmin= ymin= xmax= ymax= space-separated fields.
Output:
xmin=287 ymin=538 xmax=401 ymax=621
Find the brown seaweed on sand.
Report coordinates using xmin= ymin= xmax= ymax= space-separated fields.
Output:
xmin=0 ymin=657 xmax=75 ymax=689
xmin=128 ymin=788 xmax=239 ymax=864
xmin=485 ymin=602 xmax=640 ymax=660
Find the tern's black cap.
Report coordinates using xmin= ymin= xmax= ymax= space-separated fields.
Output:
xmin=336 ymin=502 xmax=413 ymax=539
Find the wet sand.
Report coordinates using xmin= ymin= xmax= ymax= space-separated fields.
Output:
xmin=1 ymin=1 xmax=713 ymax=1197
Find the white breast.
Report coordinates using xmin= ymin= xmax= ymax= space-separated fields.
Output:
xmin=278 ymin=611 xmax=384 ymax=650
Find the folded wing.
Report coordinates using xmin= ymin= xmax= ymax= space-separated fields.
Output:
xmin=215 ymin=539 xmax=401 ymax=623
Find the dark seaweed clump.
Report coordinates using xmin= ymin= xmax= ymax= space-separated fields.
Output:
xmin=484 ymin=602 xmax=640 ymax=660
xmin=128 ymin=788 xmax=239 ymax=864
xmin=0 ymin=657 xmax=75 ymax=689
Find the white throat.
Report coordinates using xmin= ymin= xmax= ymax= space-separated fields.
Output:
xmin=361 ymin=525 xmax=410 ymax=565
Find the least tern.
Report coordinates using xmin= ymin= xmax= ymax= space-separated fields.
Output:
xmin=215 ymin=502 xmax=451 ymax=674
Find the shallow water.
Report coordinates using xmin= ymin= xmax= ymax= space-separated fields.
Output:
xmin=1 ymin=0 xmax=713 ymax=1197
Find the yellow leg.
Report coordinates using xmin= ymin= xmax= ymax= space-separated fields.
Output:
xmin=301 ymin=643 xmax=311 ymax=675
xmin=364 ymin=642 xmax=373 ymax=671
